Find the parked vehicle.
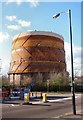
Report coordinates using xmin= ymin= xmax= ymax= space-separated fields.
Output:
xmin=9 ymin=89 xmax=20 ymax=99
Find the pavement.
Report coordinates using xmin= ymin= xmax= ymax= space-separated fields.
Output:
xmin=59 ymin=110 xmax=83 ymax=119
xmin=61 ymin=115 xmax=82 ymax=119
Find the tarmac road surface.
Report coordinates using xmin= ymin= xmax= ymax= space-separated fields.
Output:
xmin=2 ymin=94 xmax=82 ymax=119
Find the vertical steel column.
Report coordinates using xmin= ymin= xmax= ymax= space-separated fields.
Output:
xmin=69 ymin=9 xmax=76 ymax=115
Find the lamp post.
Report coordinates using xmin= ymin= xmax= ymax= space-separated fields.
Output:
xmin=53 ymin=9 xmax=76 ymax=115
xmin=47 ymin=79 xmax=49 ymax=92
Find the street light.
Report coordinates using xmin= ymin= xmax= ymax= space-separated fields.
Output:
xmin=52 ymin=9 xmax=76 ymax=115
xmin=47 ymin=79 xmax=49 ymax=92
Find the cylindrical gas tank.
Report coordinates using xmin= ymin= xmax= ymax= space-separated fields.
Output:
xmin=9 ymin=31 xmax=66 ymax=74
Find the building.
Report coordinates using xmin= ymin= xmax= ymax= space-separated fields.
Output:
xmin=9 ymin=31 xmax=66 ymax=86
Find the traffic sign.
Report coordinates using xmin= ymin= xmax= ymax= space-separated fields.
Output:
xmin=31 ymin=83 xmax=35 ymax=88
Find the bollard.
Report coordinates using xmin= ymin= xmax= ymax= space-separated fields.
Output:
xmin=24 ymin=93 xmax=30 ymax=103
xmin=23 ymin=92 xmax=32 ymax=105
xmin=42 ymin=93 xmax=47 ymax=102
xmin=29 ymin=92 xmax=31 ymax=100
xmin=35 ymin=92 xmax=37 ymax=98
xmin=32 ymin=92 xmax=33 ymax=96
xmin=41 ymin=92 xmax=42 ymax=99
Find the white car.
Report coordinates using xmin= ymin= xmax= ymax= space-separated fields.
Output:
xmin=9 ymin=91 xmax=20 ymax=99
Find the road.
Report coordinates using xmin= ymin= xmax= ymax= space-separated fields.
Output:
xmin=2 ymin=94 xmax=82 ymax=119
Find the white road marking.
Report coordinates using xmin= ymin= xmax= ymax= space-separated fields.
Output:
xmin=11 ymin=104 xmax=19 ymax=106
xmin=47 ymin=96 xmax=77 ymax=102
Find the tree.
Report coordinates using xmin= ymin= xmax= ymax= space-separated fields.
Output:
xmin=2 ymin=74 xmax=10 ymax=87
xmin=49 ymin=72 xmax=70 ymax=86
xmin=75 ymin=76 xmax=83 ymax=85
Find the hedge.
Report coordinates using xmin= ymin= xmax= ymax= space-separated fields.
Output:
xmin=2 ymin=84 xmax=83 ymax=92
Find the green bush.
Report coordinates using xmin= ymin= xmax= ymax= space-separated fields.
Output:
xmin=75 ymin=84 xmax=83 ymax=92
xmin=31 ymin=84 xmax=71 ymax=92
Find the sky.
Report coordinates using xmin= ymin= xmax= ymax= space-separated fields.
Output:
xmin=0 ymin=0 xmax=82 ymax=76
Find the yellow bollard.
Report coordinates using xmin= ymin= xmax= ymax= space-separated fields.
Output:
xmin=24 ymin=93 xmax=30 ymax=103
xmin=42 ymin=93 xmax=47 ymax=102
